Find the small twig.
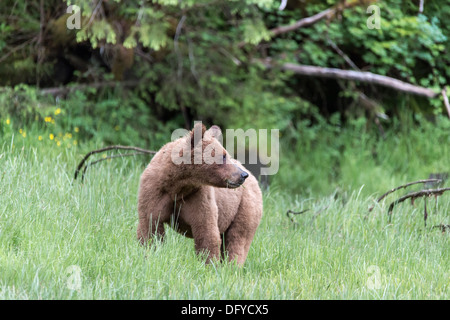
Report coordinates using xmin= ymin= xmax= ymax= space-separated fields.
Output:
xmin=423 ymin=198 xmax=428 ymax=227
xmin=369 ymin=179 xmax=442 ymax=212
xmin=286 ymin=209 xmax=309 ymax=216
xmin=186 ymin=33 xmax=199 ymax=82
xmin=86 ymin=0 xmax=103 ymax=29
xmin=286 ymin=209 xmax=310 ymax=225
xmin=286 ymin=204 xmax=331 ymax=226
xmin=74 ymin=145 xmax=156 ymax=181
xmin=327 ymin=37 xmax=360 ymax=71
xmin=218 ymin=48 xmax=241 ymax=66
xmin=269 ymin=7 xmax=335 ymax=37
xmin=387 ymin=188 xmax=450 ymax=222
xmin=0 ymin=37 xmax=37 ymax=64
xmin=432 ymin=224 xmax=450 ymax=233
xmin=174 ymin=14 xmax=187 ymax=81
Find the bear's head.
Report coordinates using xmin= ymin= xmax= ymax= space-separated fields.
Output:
xmin=172 ymin=123 xmax=249 ymax=189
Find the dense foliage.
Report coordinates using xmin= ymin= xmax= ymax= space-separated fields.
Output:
xmin=1 ymin=0 xmax=449 ymax=192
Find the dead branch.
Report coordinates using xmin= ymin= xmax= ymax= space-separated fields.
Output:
xmin=286 ymin=209 xmax=310 ymax=215
xmin=387 ymin=188 xmax=450 ymax=222
xmin=286 ymin=209 xmax=309 ymax=223
xmin=369 ymin=179 xmax=442 ymax=212
xmin=238 ymin=1 xmax=373 ymax=47
xmin=286 ymin=205 xmax=331 ymax=226
xmin=432 ymin=224 xmax=450 ymax=233
xmin=260 ymin=59 xmax=438 ymax=98
xmin=423 ymin=198 xmax=428 ymax=226
xmin=74 ymin=145 xmax=156 ymax=181
xmin=269 ymin=7 xmax=334 ymax=37
xmin=327 ymin=37 xmax=360 ymax=71
xmin=269 ymin=1 xmax=375 ymax=37
xmin=80 ymin=152 xmax=147 ymax=182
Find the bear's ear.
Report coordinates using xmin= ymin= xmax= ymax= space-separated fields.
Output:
xmin=205 ymin=125 xmax=222 ymax=139
xmin=190 ymin=122 xmax=206 ymax=149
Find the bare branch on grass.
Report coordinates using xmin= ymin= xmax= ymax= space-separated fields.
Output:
xmin=80 ymin=152 xmax=148 ymax=182
xmin=387 ymin=188 xmax=450 ymax=223
xmin=286 ymin=209 xmax=310 ymax=224
xmin=74 ymin=145 xmax=156 ymax=181
xmin=286 ymin=205 xmax=330 ymax=226
xmin=432 ymin=224 xmax=450 ymax=233
xmin=368 ymin=179 xmax=442 ymax=212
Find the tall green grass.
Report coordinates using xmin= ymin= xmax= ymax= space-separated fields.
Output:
xmin=274 ymin=115 xmax=450 ymax=196
xmin=0 ymin=122 xmax=448 ymax=299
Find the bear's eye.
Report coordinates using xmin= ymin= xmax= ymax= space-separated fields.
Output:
xmin=222 ymin=154 xmax=227 ymax=164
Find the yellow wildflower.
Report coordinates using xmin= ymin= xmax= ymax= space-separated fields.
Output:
xmin=44 ymin=116 xmax=52 ymax=123
xmin=54 ymin=108 xmax=61 ymax=115
xmin=49 ymin=133 xmax=54 ymax=140
xmin=38 ymin=136 xmax=43 ymax=141
xmin=74 ymin=127 xmax=80 ymax=133
xmin=57 ymin=141 xmax=61 ymax=147
xmin=6 ymin=119 xmax=10 ymax=125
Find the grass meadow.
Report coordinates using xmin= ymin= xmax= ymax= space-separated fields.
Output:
xmin=0 ymin=123 xmax=449 ymax=300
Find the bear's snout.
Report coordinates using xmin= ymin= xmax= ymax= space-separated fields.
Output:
xmin=225 ymin=167 xmax=249 ymax=188
xmin=239 ymin=171 xmax=249 ymax=184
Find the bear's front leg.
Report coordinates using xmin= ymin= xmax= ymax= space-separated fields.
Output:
xmin=137 ymin=187 xmax=172 ymax=245
xmin=181 ymin=188 xmax=221 ymax=264
xmin=191 ymin=222 xmax=221 ymax=264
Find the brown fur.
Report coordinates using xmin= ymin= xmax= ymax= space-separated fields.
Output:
xmin=137 ymin=123 xmax=263 ymax=265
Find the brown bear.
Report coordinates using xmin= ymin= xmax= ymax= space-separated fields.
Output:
xmin=137 ymin=123 xmax=263 ymax=265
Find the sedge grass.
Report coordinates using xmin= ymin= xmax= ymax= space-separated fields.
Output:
xmin=0 ymin=128 xmax=448 ymax=299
